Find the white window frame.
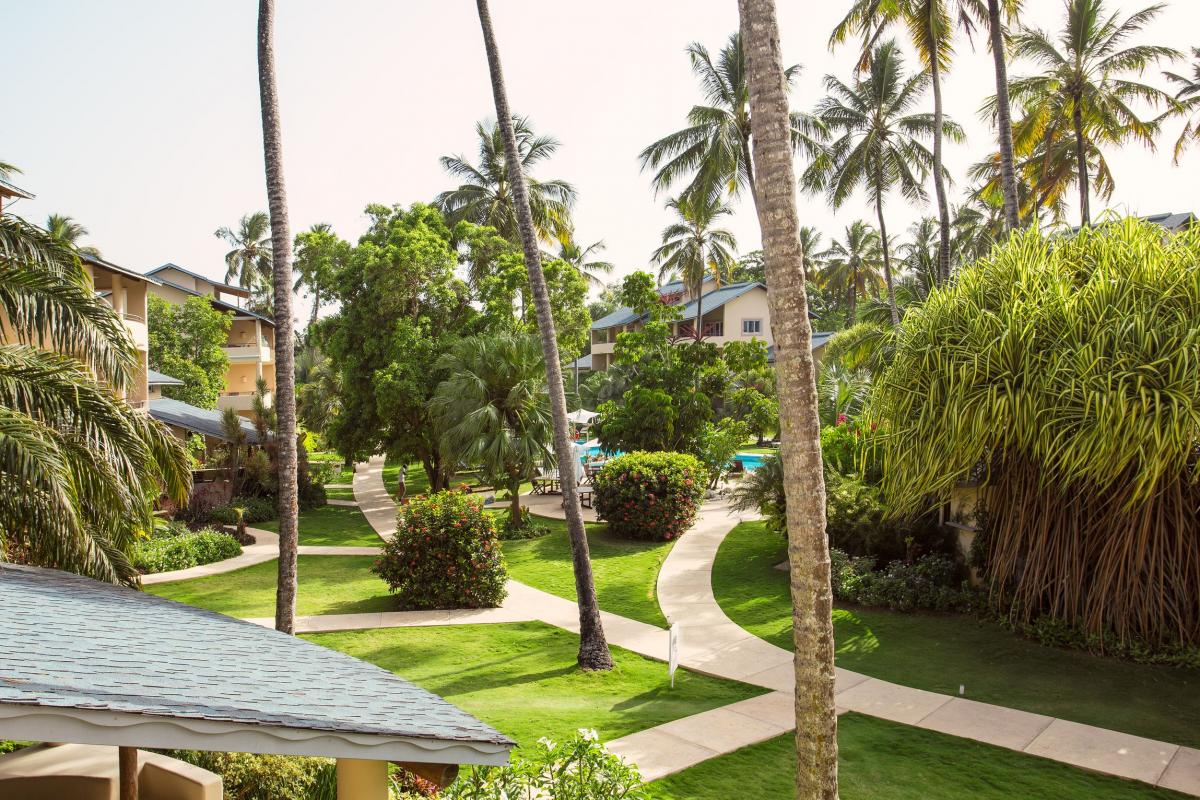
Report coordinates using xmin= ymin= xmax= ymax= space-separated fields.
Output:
xmin=741 ymin=318 xmax=762 ymax=336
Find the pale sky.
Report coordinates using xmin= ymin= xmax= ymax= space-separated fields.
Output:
xmin=6 ymin=1 xmax=1198 ymax=317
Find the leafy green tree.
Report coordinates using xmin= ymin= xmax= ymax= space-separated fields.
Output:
xmin=435 ymin=117 xmax=576 ymax=245
xmin=0 ymin=214 xmax=189 ymax=585
xmin=1165 ymin=47 xmax=1200 ymax=164
xmin=215 ymin=211 xmax=273 ymax=312
xmin=476 ymin=250 xmax=591 ymax=361
xmin=1008 ymin=0 xmax=1179 ymax=226
xmin=652 ymin=193 xmax=738 ymax=339
xmin=729 ymin=386 xmax=777 ymax=445
xmin=293 ymin=223 xmax=350 ymax=330
xmin=434 ymin=334 xmax=551 ymax=523
xmin=148 ymin=294 xmax=232 ymax=408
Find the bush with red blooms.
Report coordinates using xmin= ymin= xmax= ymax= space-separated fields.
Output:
xmin=593 ymin=451 xmax=706 ymax=541
xmin=374 ymin=491 xmax=507 ymax=610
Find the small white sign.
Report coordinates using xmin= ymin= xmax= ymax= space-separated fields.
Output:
xmin=668 ymin=623 xmax=679 ymax=688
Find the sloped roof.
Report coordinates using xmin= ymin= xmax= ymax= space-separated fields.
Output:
xmin=146 ymin=369 xmax=184 ymax=387
xmin=81 ymin=253 xmax=162 ymax=287
xmin=0 ymin=175 xmax=34 ymax=200
xmin=566 ymin=354 xmax=592 ymax=370
xmin=153 ymin=277 xmax=275 ymax=326
xmin=149 ymin=397 xmax=261 ymax=443
xmin=591 ymin=281 xmax=765 ymax=331
xmin=0 ymin=562 xmax=512 ymax=763
xmin=765 ymin=332 xmax=835 ymax=363
xmin=676 ymin=282 xmax=763 ymax=321
xmin=1140 ymin=212 xmax=1197 ymax=232
xmin=147 ymin=263 xmax=251 ymax=297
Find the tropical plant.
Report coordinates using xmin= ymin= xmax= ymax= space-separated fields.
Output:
xmin=818 ymin=221 xmax=885 ymax=321
xmin=433 ymin=334 xmax=551 ymax=525
xmin=292 ymin=222 xmax=349 ymax=329
xmin=474 ymin=0 xmax=612 ymax=670
xmin=638 ymin=31 xmax=822 ymax=212
xmin=255 ymin=0 xmax=300 ymax=635
xmin=804 ymin=41 xmax=964 ymax=327
xmin=45 ymin=214 xmax=100 ymax=257
xmin=817 ymin=363 xmax=872 ymax=426
xmin=0 ymin=214 xmax=190 ymax=585
xmin=593 ymin=451 xmax=707 ymax=541
xmin=739 ymin=0 xmax=839 ymax=793
xmin=651 ymin=192 xmax=738 ymax=338
xmin=214 ymin=211 xmax=273 ymax=306
xmin=1006 ymin=0 xmax=1180 ymax=226
xmin=554 ymin=235 xmax=613 ymax=287
xmin=296 ymin=353 xmax=342 ymax=437
xmin=147 ymin=295 xmax=232 ymax=409
xmin=867 ymin=220 xmax=1200 ymax=649
xmin=435 ymin=117 xmax=576 ymax=245
xmin=1164 ymin=46 xmax=1200 ymax=163
xmin=729 ymin=452 xmax=787 ymax=535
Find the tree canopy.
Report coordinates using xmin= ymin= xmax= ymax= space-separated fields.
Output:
xmin=148 ymin=294 xmax=232 ymax=409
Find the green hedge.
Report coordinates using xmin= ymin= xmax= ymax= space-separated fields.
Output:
xmin=374 ymin=491 xmax=507 ymax=610
xmin=593 ymin=451 xmax=706 ymax=541
xmin=830 ymin=548 xmax=976 ymax=613
xmin=134 ymin=528 xmax=242 ymax=574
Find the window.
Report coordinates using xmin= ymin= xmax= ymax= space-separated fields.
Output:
xmin=742 ymin=318 xmax=762 ymax=335
xmin=703 ymin=321 xmax=724 ymax=337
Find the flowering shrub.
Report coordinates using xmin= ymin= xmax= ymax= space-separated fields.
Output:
xmin=443 ymin=729 xmax=646 ymax=800
xmin=593 ymin=451 xmax=705 ymax=541
xmin=373 ymin=491 xmax=507 ymax=610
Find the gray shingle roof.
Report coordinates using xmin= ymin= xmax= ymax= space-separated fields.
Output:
xmin=0 ymin=563 xmax=512 ymax=757
xmin=566 ymin=354 xmax=593 ymax=370
xmin=1140 ymin=212 xmax=1197 ymax=232
xmin=147 ymin=263 xmax=251 ymax=296
xmin=765 ymin=332 xmax=834 ymax=363
xmin=153 ymin=276 xmax=276 ymax=327
xmin=0 ymin=175 xmax=34 ymax=200
xmin=146 ymin=369 xmax=184 ymax=387
xmin=150 ymin=397 xmax=261 ymax=444
xmin=591 ymin=281 xmax=766 ymax=331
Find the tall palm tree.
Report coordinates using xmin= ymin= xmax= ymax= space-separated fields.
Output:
xmin=0 ymin=214 xmax=190 ymax=586
xmin=435 ymin=118 xmax=576 ymax=245
xmin=1165 ymin=47 xmax=1200 ymax=164
xmin=639 ymin=32 xmax=823 ymax=213
xmin=967 ymin=132 xmax=1092 ymax=227
xmin=739 ymin=0 xmax=839 ymax=794
xmin=1008 ymin=0 xmax=1179 ymax=226
xmin=554 ymin=235 xmax=614 ymax=287
xmin=256 ymin=0 xmax=299 ymax=636
xmin=474 ymin=0 xmax=612 ymax=671
xmin=985 ymin=0 xmax=1025 ymax=232
xmin=651 ymin=192 xmax=738 ymax=340
xmin=45 ymin=214 xmax=101 ymax=257
xmin=434 ymin=334 xmax=551 ymax=523
xmin=803 ymin=41 xmax=963 ymax=327
xmin=214 ymin=211 xmax=273 ymax=305
xmin=819 ymin=221 xmax=886 ymax=321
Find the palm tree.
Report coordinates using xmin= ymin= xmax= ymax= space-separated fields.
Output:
xmin=434 ymin=334 xmax=551 ymax=524
xmin=554 ymin=235 xmax=614 ymax=287
xmin=1008 ymin=0 xmax=1180 ymax=226
xmin=435 ymin=117 xmax=576 ymax=245
xmin=803 ymin=41 xmax=963 ymax=327
xmin=215 ymin=211 xmax=273 ymax=306
xmin=639 ymin=32 xmax=823 ymax=212
xmin=739 ymin=0 xmax=839 ymax=794
xmin=1165 ymin=47 xmax=1200 ymax=164
xmin=256 ymin=0 xmax=300 ymax=636
xmin=900 ymin=217 xmax=939 ymax=291
xmin=45 ymin=214 xmax=101 ymax=257
xmin=984 ymin=0 xmax=1025 ymax=232
xmin=0 ymin=214 xmax=190 ymax=586
xmin=474 ymin=0 xmax=612 ymax=671
xmin=819 ymin=221 xmax=885 ymax=321
xmin=651 ymin=193 xmax=738 ymax=340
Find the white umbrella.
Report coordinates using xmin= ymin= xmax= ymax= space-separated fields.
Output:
xmin=567 ymin=409 xmax=599 ymax=424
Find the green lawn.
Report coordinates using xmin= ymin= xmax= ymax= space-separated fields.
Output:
xmin=147 ymin=556 xmax=390 ymax=618
xmin=383 ymin=458 xmax=493 ymax=497
xmin=647 ymin=713 xmax=1188 ymax=800
xmin=256 ymin=505 xmax=381 ymax=547
xmin=308 ymin=451 xmax=354 ymax=484
xmin=503 ymin=516 xmax=674 ymax=628
xmin=714 ymin=521 xmax=1200 ymax=748
xmin=324 ymin=486 xmax=355 ymax=501
xmin=308 ymin=622 xmax=762 ymax=753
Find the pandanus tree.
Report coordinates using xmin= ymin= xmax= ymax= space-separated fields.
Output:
xmin=803 ymin=41 xmax=963 ymax=328
xmin=1007 ymin=0 xmax=1179 ymax=227
xmin=473 ymin=0 xmax=612 ymax=671
xmin=868 ymin=220 xmax=1200 ymax=650
xmin=1165 ymin=46 xmax=1200 ymax=163
xmin=740 ymin=0 xmax=840 ymax=794
xmin=0 ymin=214 xmax=190 ymax=585
xmin=651 ymin=192 xmax=738 ymax=340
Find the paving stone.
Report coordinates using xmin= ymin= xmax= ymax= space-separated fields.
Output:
xmin=1024 ymin=719 xmax=1178 ymax=785
xmin=1158 ymin=747 xmax=1200 ymax=795
xmin=605 ymin=728 xmax=718 ymax=782
xmin=919 ymin=697 xmax=1053 ymax=750
xmin=655 ymin=702 xmax=790 ymax=755
xmin=834 ymin=678 xmax=953 ymax=725
xmin=723 ymin=690 xmax=796 ymax=729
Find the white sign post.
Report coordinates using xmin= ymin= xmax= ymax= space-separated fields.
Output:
xmin=668 ymin=623 xmax=679 ymax=689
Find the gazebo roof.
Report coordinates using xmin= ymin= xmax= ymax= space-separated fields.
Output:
xmin=0 ymin=563 xmax=512 ymax=765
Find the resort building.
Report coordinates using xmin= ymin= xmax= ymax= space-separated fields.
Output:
xmin=83 ymin=254 xmax=157 ymax=411
xmin=0 ymin=174 xmax=34 ymax=214
xmin=145 ymin=263 xmax=276 ymax=419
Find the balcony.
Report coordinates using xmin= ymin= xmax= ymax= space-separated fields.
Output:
xmin=217 ymin=391 xmax=272 ymax=413
xmin=123 ymin=312 xmax=148 ymax=350
xmin=223 ymin=342 xmax=274 ymax=363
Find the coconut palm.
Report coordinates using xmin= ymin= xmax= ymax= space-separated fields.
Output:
xmin=967 ymin=132 xmax=1093 ymax=228
xmin=819 ymin=221 xmax=885 ymax=321
xmin=554 ymin=236 xmax=614 ymax=287
xmin=434 ymin=334 xmax=551 ymax=523
xmin=651 ymin=192 xmax=738 ymax=340
xmin=256 ymin=0 xmax=300 ymax=636
xmin=1164 ymin=47 xmax=1200 ymax=164
xmin=1007 ymin=0 xmax=1180 ymax=226
xmin=45 ymin=214 xmax=101 ymax=257
xmin=803 ymin=41 xmax=964 ymax=327
xmin=639 ymin=32 xmax=823 ymax=212
xmin=983 ymin=0 xmax=1025 ymax=232
xmin=214 ymin=211 xmax=273 ymax=304
xmin=0 ymin=214 xmax=190 ymax=586
xmin=474 ymin=0 xmax=612 ymax=671
xmin=739 ymin=0 xmax=839 ymax=793
xmin=435 ymin=117 xmax=576 ymax=245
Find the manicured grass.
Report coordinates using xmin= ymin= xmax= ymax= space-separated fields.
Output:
xmin=257 ymin=505 xmax=380 ymax=547
xmin=382 ymin=458 xmax=491 ymax=497
xmin=503 ymin=516 xmax=674 ymax=628
xmin=647 ymin=713 xmax=1188 ymax=800
xmin=714 ymin=521 xmax=1200 ymax=748
xmin=147 ymin=556 xmax=390 ymax=618
xmin=308 ymin=622 xmax=762 ymax=752
xmin=324 ymin=486 xmax=355 ymax=500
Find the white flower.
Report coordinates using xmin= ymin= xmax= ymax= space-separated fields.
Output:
xmin=578 ymin=728 xmax=599 ymax=742
xmin=538 ymin=736 xmax=557 ymax=752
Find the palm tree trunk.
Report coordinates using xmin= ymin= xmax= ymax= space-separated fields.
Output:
xmin=874 ymin=186 xmax=901 ymax=328
xmin=1072 ymin=103 xmax=1091 ymax=227
xmin=509 ymin=473 xmax=522 ymax=523
xmin=929 ymin=55 xmax=953 ymax=284
xmin=257 ymin=0 xmax=299 ymax=636
xmin=475 ymin=0 xmax=612 ymax=671
xmin=739 ymin=1 xmax=838 ymax=797
xmin=119 ymin=746 xmax=138 ymax=800
xmin=988 ymin=0 xmax=1020 ymax=233
xmin=739 ymin=129 xmax=761 ymax=216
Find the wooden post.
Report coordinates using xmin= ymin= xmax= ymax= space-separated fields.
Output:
xmin=336 ymin=758 xmax=388 ymax=800
xmin=118 ymin=746 xmax=138 ymax=800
